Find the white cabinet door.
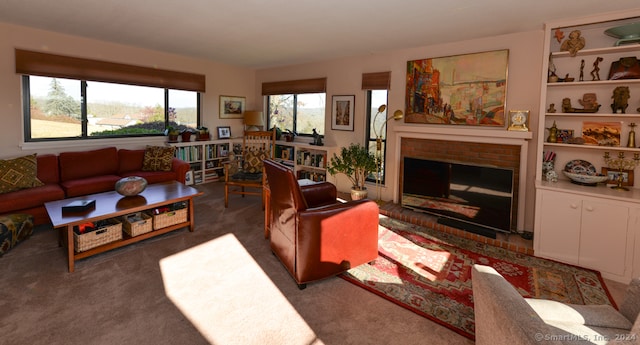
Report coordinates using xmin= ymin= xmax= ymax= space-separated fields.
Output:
xmin=579 ymin=199 xmax=629 ymax=277
xmin=536 ymin=189 xmax=581 ymax=265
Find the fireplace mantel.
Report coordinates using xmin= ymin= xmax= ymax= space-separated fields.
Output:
xmin=394 ymin=125 xmax=533 ymax=143
xmin=393 ymin=125 xmax=533 ymax=232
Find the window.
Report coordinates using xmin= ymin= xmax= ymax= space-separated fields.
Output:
xmin=23 ymin=75 xmax=200 ymax=141
xmin=366 ymin=90 xmax=389 ymax=183
xmin=266 ymin=93 xmax=325 ymax=136
xmin=262 ymin=78 xmax=327 ymax=136
xmin=16 ymin=49 xmax=204 ymax=142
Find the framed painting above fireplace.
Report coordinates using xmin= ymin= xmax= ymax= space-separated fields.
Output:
xmin=405 ymin=49 xmax=509 ymax=127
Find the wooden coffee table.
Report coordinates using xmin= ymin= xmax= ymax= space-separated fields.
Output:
xmin=45 ymin=181 xmax=203 ymax=272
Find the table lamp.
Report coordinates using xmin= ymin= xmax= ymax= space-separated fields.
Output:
xmin=244 ymin=111 xmax=264 ymax=131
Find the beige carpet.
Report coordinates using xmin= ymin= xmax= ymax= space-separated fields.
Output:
xmin=0 ymin=182 xmax=626 ymax=345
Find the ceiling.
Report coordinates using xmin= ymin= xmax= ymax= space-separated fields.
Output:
xmin=1 ymin=0 xmax=638 ymax=69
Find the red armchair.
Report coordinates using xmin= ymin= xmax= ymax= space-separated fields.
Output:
xmin=263 ymin=158 xmax=379 ymax=289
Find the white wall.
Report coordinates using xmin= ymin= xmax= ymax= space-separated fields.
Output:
xmin=255 ymin=30 xmax=545 ymax=232
xmin=0 ymin=22 xmax=256 ymax=156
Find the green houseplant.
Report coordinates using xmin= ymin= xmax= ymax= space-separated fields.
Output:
xmin=327 ymin=143 xmax=376 ymax=200
xmin=165 ymin=126 xmax=180 ymax=143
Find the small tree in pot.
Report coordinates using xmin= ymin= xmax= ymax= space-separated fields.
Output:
xmin=327 ymin=143 xmax=376 ymax=200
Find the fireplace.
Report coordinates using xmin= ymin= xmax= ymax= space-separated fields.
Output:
xmin=401 ymin=156 xmax=514 ymax=238
xmin=397 ymin=132 xmax=525 ymax=236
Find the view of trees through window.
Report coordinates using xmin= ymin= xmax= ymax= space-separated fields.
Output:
xmin=25 ymin=76 xmax=198 ymax=140
xmin=366 ymin=89 xmax=389 ymax=183
xmin=267 ymin=93 xmax=325 ymax=136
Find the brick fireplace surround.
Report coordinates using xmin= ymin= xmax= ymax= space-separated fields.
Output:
xmin=384 ymin=125 xmax=534 ymax=254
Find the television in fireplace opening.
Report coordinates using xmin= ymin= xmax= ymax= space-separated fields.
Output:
xmin=402 ymin=157 xmax=514 ymax=235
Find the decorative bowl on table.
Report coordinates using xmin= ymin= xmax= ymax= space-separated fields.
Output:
xmin=115 ymin=176 xmax=148 ymax=196
xmin=562 ymin=171 xmax=608 ymax=186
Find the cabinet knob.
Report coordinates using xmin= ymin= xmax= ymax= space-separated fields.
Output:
xmin=585 ymin=206 xmax=594 ymax=212
xmin=570 ymin=204 xmax=578 ymax=209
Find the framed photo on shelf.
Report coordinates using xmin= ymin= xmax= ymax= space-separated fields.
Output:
xmin=185 ymin=171 xmax=194 ymax=186
xmin=219 ymin=95 xmax=245 ymax=119
xmin=556 ymin=129 xmax=574 ymax=143
xmin=217 ymin=126 xmax=231 ymax=139
xmin=602 ymin=167 xmax=634 ymax=187
xmin=331 ymin=95 xmax=355 ymax=131
xmin=582 ymin=121 xmax=621 ymax=146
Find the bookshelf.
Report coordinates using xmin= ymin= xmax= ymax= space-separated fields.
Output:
xmin=274 ymin=141 xmax=333 ymax=182
xmin=169 ymin=139 xmax=231 ymax=184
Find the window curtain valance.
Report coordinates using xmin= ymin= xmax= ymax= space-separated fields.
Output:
xmin=361 ymin=71 xmax=391 ymax=90
xmin=261 ymin=77 xmax=326 ymax=95
xmin=15 ymin=49 xmax=206 ymax=92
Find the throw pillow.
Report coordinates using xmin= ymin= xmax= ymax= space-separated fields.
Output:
xmin=243 ymin=148 xmax=267 ymax=173
xmin=0 ymin=154 xmax=45 ymax=194
xmin=142 ymin=146 xmax=175 ymax=172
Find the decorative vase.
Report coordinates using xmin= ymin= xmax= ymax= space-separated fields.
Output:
xmin=350 ymin=187 xmax=368 ymax=201
xmin=115 ymin=176 xmax=148 ymax=196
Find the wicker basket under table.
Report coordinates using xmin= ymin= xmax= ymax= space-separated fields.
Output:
xmin=121 ymin=212 xmax=153 ymax=237
xmin=73 ymin=219 xmax=122 ymax=252
xmin=152 ymin=208 xmax=188 ymax=230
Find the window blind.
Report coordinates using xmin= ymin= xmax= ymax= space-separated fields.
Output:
xmin=361 ymin=71 xmax=391 ymax=90
xmin=15 ymin=49 xmax=206 ymax=92
xmin=261 ymin=77 xmax=326 ymax=95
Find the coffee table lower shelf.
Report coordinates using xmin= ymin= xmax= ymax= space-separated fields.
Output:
xmin=62 ymin=221 xmax=192 ymax=263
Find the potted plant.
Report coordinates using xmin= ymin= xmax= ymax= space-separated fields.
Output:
xmin=282 ymin=129 xmax=296 ymax=142
xmin=180 ymin=128 xmax=195 ymax=142
xmin=166 ymin=126 xmax=180 ymax=143
xmin=327 ymin=143 xmax=376 ymax=200
xmin=196 ymin=127 xmax=210 ymax=141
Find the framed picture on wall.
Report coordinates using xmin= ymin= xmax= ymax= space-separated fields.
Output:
xmin=405 ymin=49 xmax=509 ymax=127
xmin=331 ymin=95 xmax=355 ymax=131
xmin=219 ymin=95 xmax=245 ymax=119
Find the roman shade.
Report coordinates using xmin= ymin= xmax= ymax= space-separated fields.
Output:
xmin=361 ymin=71 xmax=391 ymax=90
xmin=261 ymin=77 xmax=326 ymax=95
xmin=15 ymin=49 xmax=206 ymax=92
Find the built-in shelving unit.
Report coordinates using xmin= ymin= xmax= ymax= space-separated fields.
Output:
xmin=169 ymin=139 xmax=231 ymax=184
xmin=274 ymin=140 xmax=334 ymax=182
xmin=534 ymin=9 xmax=640 ymax=283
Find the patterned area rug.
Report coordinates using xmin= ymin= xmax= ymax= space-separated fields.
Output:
xmin=340 ymin=216 xmax=615 ymax=340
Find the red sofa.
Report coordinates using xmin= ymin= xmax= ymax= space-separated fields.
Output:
xmin=0 ymin=147 xmax=190 ymax=225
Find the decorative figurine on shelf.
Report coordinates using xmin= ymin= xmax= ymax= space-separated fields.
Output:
xmin=545 ymin=169 xmax=559 ymax=183
xmin=560 ymin=30 xmax=585 ymax=57
xmin=554 ymin=28 xmax=565 ymax=43
xmin=547 ymin=103 xmax=557 ymax=113
xmin=547 ymin=121 xmax=558 ymax=143
xmin=548 ymin=54 xmax=559 ymax=83
xmin=591 ymin=57 xmax=604 ymax=80
xmin=311 ymin=128 xmax=324 ymax=146
xmin=561 ymin=98 xmax=574 ymax=113
xmin=628 ymin=123 xmax=637 ymax=148
xmin=612 ymin=86 xmax=630 ymax=114
xmin=579 ymin=59 xmax=585 ymax=81
xmin=577 ymin=93 xmax=601 ymax=112
xmin=542 ymin=151 xmax=557 ymax=182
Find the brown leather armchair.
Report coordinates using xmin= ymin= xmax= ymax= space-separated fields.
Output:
xmin=263 ymin=158 xmax=379 ymax=289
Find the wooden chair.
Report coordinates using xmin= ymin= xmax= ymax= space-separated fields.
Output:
xmin=223 ymin=129 xmax=275 ymax=208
